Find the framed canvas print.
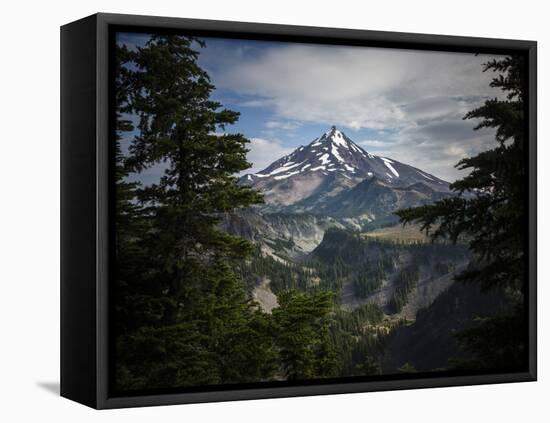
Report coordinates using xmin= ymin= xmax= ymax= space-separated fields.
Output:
xmin=60 ymin=13 xmax=537 ymax=409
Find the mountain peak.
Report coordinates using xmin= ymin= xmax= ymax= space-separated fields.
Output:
xmin=308 ymin=126 xmax=361 ymax=151
xmin=323 ymin=125 xmax=344 ymax=140
xmin=241 ymin=128 xmax=449 ymax=197
xmin=327 ymin=125 xmax=338 ymax=136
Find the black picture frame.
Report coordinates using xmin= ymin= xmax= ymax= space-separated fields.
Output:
xmin=61 ymin=12 xmax=537 ymax=409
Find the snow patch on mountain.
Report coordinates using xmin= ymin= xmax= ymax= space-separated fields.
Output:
xmin=331 ymin=144 xmax=345 ymax=162
xmin=256 ymin=160 xmax=304 ymax=176
xmin=274 ymin=170 xmax=300 ymax=180
xmin=381 ymin=157 xmax=399 ymax=177
xmin=319 ymin=153 xmax=331 ymax=165
xmin=417 ymin=170 xmax=434 ymax=181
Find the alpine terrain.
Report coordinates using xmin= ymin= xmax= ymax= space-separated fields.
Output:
xmin=224 ymin=126 xmax=502 ymax=374
xmin=228 ymin=126 xmax=454 ymax=256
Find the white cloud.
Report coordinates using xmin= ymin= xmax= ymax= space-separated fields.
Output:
xmin=368 ymin=122 xmax=497 ymax=182
xmin=358 ymin=139 xmax=389 ymax=149
xmin=214 ymin=44 xmax=502 ymax=131
xmin=238 ymin=99 xmax=273 ymax=108
xmin=264 ymin=120 xmax=301 ymax=130
xmin=241 ymin=137 xmax=293 ymax=175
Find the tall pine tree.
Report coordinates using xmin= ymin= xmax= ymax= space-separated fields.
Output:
xmin=113 ymin=35 xmax=273 ymax=390
xmin=272 ymin=290 xmax=339 ymax=380
xmin=396 ymin=55 xmax=528 ymax=370
xmin=114 ymin=34 xmax=355 ymax=389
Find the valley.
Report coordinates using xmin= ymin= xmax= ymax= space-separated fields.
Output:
xmin=224 ymin=126 xmax=498 ymax=374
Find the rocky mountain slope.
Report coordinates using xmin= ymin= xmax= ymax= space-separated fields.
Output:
xmin=240 ymin=126 xmax=450 ymax=213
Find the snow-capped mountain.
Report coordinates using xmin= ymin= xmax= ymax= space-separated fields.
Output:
xmin=240 ymin=126 xmax=449 ymax=209
xmin=225 ymin=126 xmax=456 ymax=257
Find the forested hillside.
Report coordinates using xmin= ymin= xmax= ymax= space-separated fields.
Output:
xmin=112 ymin=35 xmax=342 ymax=391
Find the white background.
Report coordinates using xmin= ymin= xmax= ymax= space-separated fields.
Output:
xmin=0 ymin=0 xmax=547 ymax=421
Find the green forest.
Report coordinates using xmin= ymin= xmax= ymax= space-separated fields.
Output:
xmin=113 ymin=35 xmax=347 ymax=390
xmin=112 ymin=34 xmax=528 ymax=392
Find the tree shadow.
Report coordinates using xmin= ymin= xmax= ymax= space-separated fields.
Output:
xmin=36 ymin=381 xmax=60 ymax=396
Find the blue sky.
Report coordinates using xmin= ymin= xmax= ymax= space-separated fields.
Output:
xmin=117 ymin=32 xmax=504 ymax=183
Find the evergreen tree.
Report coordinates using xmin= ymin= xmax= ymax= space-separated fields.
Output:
xmin=112 ymin=43 xmax=151 ymax=335
xmin=395 ymin=55 xmax=528 ymax=369
xmin=113 ymin=35 xmax=271 ymax=390
xmin=396 ymin=56 xmax=526 ymax=292
xmin=272 ymin=290 xmax=339 ymax=380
